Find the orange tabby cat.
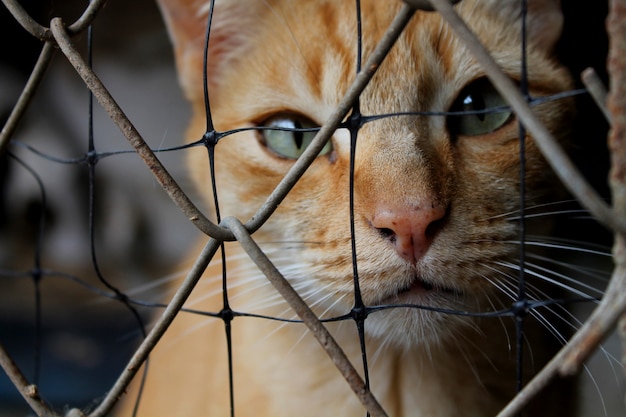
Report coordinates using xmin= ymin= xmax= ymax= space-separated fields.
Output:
xmin=119 ymin=0 xmax=576 ymax=415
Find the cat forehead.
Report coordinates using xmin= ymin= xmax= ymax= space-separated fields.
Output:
xmin=202 ymin=0 xmax=561 ymax=128
xmin=167 ymin=0 xmax=564 ymax=114
xmin=219 ymin=6 xmax=488 ymax=120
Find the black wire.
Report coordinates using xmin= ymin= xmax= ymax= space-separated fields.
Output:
xmin=203 ymin=0 xmax=216 ymax=134
xmin=84 ymin=14 xmax=150 ymax=417
xmin=7 ymin=153 xmax=45 ymax=386
xmin=515 ymin=0 xmax=530 ymax=406
xmin=9 ymin=87 xmax=588 ymax=169
xmin=201 ymin=1 xmax=236 ymax=416
xmin=348 ymin=3 xmax=373 ymax=416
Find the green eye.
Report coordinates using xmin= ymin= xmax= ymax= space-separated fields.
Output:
xmin=260 ymin=115 xmax=331 ymax=159
xmin=447 ymin=78 xmax=512 ymax=136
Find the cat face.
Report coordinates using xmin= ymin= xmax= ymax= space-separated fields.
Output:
xmin=161 ymin=0 xmax=573 ymax=348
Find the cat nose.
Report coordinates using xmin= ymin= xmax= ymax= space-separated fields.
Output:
xmin=370 ymin=204 xmax=446 ymax=264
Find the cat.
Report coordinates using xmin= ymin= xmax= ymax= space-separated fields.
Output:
xmin=118 ymin=0 xmax=579 ymax=416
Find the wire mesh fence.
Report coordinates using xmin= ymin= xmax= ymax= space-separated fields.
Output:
xmin=0 ymin=0 xmax=624 ymax=416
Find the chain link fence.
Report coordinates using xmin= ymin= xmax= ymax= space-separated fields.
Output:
xmin=0 ymin=0 xmax=625 ymax=416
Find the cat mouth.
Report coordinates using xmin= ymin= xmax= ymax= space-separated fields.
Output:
xmin=385 ymin=276 xmax=462 ymax=304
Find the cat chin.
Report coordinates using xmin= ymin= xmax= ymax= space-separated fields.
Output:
xmin=387 ymin=275 xmax=463 ymax=302
xmin=359 ymin=269 xmax=467 ymax=310
xmin=361 ymin=306 xmax=471 ymax=350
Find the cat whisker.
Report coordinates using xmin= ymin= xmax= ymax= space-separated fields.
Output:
xmin=478 ymin=263 xmax=521 ymax=301
xmin=477 ymin=262 xmax=580 ymax=339
xmin=495 ymin=260 xmax=600 ymax=301
xmin=583 ymin=364 xmax=611 ymax=417
xmin=491 ymin=269 xmax=614 ymax=411
xmin=253 ymin=291 xmax=350 ymax=354
xmin=479 ymin=200 xmax=583 ymax=222
xmin=178 ymin=248 xmax=305 ymax=312
xmin=525 ymin=252 xmax=610 ymax=286
xmin=522 ymin=236 xmax=612 ymax=255
xmin=517 ymin=237 xmax=611 ymax=257
xmin=505 ymin=209 xmax=595 ymax=222
xmin=256 ymin=239 xmax=325 ymax=247
xmin=490 ymin=260 xmax=624 ymax=399
xmin=480 ymin=269 xmax=578 ymax=349
xmin=474 ymin=271 xmax=515 ymax=349
xmin=450 ymin=326 xmax=497 ymax=388
xmin=119 ymin=270 xmax=187 ymax=299
xmin=500 ymin=260 xmax=603 ymax=299
xmin=285 ymin=296 xmax=352 ymax=356
xmin=156 ymin=314 xmax=218 ymax=350
xmin=469 ymin=236 xmax=610 ymax=259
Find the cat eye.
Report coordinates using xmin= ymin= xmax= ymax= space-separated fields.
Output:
xmin=447 ymin=78 xmax=512 ymax=137
xmin=260 ymin=115 xmax=332 ymax=159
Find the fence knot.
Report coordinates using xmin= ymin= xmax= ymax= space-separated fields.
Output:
xmin=351 ymin=305 xmax=369 ymax=322
xmin=511 ymin=299 xmax=530 ymax=318
xmin=85 ymin=150 xmax=100 ymax=166
xmin=202 ymin=130 xmax=219 ymax=147
xmin=219 ymin=307 xmax=235 ymax=323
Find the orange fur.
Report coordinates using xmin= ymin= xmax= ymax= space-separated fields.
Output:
xmin=118 ymin=1 xmax=576 ymax=416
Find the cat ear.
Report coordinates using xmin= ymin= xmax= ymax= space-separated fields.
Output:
xmin=157 ymin=0 xmax=257 ymax=101
xmin=525 ymin=0 xmax=564 ymax=52
xmin=483 ymin=0 xmax=564 ymax=53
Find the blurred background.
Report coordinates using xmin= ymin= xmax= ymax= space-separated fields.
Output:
xmin=0 ymin=0 xmax=623 ymax=416
xmin=0 ymin=0 xmax=199 ymax=414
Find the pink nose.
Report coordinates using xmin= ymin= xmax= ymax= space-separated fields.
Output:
xmin=370 ymin=204 xmax=446 ymax=264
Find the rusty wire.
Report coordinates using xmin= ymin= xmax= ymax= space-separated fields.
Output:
xmin=89 ymin=238 xmax=221 ymax=417
xmin=0 ymin=40 xmax=54 ymax=155
xmin=0 ymin=343 xmax=52 ymax=417
xmin=48 ymin=17 xmax=231 ymax=241
xmin=0 ymin=0 xmax=624 ymax=416
xmin=0 ymin=0 xmax=107 ymax=40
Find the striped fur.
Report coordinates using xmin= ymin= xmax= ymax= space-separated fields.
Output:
xmin=119 ymin=1 xmax=577 ymax=416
